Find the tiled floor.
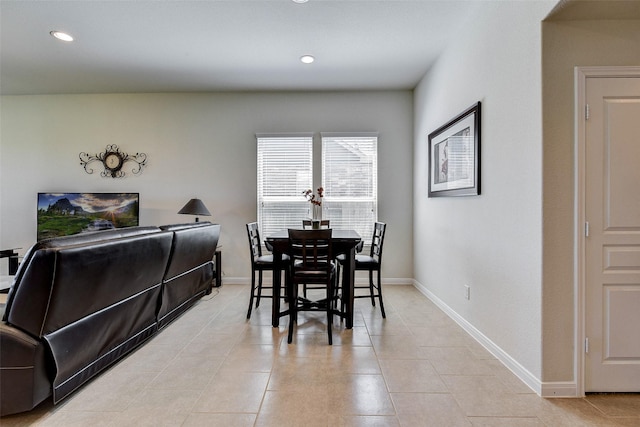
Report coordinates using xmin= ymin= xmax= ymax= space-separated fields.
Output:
xmin=2 ymin=284 xmax=639 ymax=426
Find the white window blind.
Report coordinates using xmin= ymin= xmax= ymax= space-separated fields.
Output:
xmin=322 ymin=133 xmax=378 ymax=243
xmin=257 ymin=134 xmax=313 ymax=238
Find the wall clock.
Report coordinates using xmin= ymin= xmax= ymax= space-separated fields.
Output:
xmin=79 ymin=144 xmax=147 ymax=178
xmin=104 ymin=152 xmax=123 ymax=173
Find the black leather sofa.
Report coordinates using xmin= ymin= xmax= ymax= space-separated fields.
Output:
xmin=0 ymin=222 xmax=220 ymax=416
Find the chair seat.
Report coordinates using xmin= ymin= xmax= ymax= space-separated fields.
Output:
xmin=337 ymin=253 xmax=378 ymax=268
xmin=355 ymin=254 xmax=378 ymax=267
xmin=255 ymin=253 xmax=289 ymax=266
xmin=293 ymin=263 xmax=336 ymax=281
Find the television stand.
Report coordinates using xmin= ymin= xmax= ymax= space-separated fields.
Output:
xmin=1 ymin=248 xmax=20 ymax=275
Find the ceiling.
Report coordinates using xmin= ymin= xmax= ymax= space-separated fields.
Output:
xmin=0 ymin=0 xmax=489 ymax=95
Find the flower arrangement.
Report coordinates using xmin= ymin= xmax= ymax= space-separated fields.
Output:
xmin=303 ymin=187 xmax=324 ymax=220
xmin=303 ymin=187 xmax=323 ymax=206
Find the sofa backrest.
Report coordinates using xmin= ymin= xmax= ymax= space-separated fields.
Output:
xmin=157 ymin=222 xmax=221 ymax=327
xmin=4 ymin=229 xmax=170 ymax=339
xmin=3 ymin=226 xmax=161 ymax=319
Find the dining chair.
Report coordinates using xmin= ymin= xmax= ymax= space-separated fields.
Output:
xmin=337 ymin=221 xmax=387 ymax=318
xmin=301 ymin=219 xmax=330 ymax=297
xmin=286 ymin=228 xmax=337 ymax=344
xmin=302 ymin=219 xmax=330 ymax=229
xmin=245 ymin=222 xmax=289 ymax=319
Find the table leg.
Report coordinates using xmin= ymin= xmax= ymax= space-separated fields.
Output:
xmin=272 ymin=250 xmax=282 ymax=328
xmin=343 ymin=245 xmax=356 ymax=329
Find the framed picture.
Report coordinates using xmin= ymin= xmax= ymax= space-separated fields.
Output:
xmin=428 ymin=102 xmax=481 ymax=197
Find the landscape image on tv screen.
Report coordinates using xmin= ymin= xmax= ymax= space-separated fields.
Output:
xmin=37 ymin=193 xmax=139 ymax=241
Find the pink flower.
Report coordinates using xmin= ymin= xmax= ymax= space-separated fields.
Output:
xmin=303 ymin=187 xmax=324 ymax=206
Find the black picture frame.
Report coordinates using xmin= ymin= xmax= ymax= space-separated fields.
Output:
xmin=428 ymin=102 xmax=481 ymax=197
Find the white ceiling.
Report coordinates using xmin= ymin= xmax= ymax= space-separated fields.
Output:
xmin=0 ymin=0 xmax=488 ymax=95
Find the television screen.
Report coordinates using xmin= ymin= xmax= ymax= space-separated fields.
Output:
xmin=37 ymin=193 xmax=139 ymax=241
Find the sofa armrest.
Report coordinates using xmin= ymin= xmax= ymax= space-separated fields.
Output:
xmin=0 ymin=322 xmax=52 ymax=416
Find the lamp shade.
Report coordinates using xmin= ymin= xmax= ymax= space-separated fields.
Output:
xmin=178 ymin=198 xmax=211 ymax=222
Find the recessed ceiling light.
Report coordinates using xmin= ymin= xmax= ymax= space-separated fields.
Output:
xmin=292 ymin=0 xmax=309 ymax=3
xmin=50 ymin=31 xmax=74 ymax=42
xmin=300 ymin=55 xmax=315 ymax=64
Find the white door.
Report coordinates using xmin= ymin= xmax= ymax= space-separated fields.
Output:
xmin=584 ymin=74 xmax=640 ymax=392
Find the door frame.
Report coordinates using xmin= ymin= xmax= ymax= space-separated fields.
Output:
xmin=575 ymin=66 xmax=640 ymax=396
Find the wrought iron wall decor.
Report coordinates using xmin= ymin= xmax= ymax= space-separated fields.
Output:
xmin=79 ymin=144 xmax=147 ymax=178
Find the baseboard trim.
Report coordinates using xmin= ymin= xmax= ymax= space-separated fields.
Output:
xmin=540 ymin=382 xmax=579 ymax=398
xmin=412 ymin=280 xmax=546 ymax=396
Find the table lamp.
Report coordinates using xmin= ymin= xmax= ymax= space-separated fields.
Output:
xmin=178 ymin=198 xmax=211 ymax=222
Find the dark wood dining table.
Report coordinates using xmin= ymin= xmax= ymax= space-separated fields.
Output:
xmin=264 ymin=229 xmax=362 ymax=329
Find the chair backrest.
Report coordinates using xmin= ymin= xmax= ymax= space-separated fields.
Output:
xmin=288 ymin=228 xmax=333 ymax=277
xmin=302 ymin=219 xmax=330 ymax=229
xmin=369 ymin=222 xmax=387 ymax=262
xmin=246 ymin=222 xmax=263 ymax=262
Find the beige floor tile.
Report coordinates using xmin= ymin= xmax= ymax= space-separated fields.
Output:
xmin=115 ymin=342 xmax=182 ymax=373
xmin=192 ymin=371 xmax=270 ymax=413
xmin=442 ymin=376 xmax=547 ymax=418
xmin=468 ymin=417 xmax=545 ymax=426
xmin=59 ymin=369 xmax=156 ymax=412
xmin=3 ymin=284 xmax=636 ymax=427
xmin=379 ymin=359 xmax=448 ymax=393
xmin=391 ymin=392 xmax=472 ymax=426
xmin=183 ymin=412 xmax=257 ymax=427
xmin=148 ymin=355 xmax=224 ymax=390
xmin=254 ymin=410 xmax=330 ymax=427
xmin=325 ymin=346 xmax=382 ymax=375
xmin=363 ymin=315 xmax=413 ymax=337
xmin=268 ymin=357 xmax=336 ymax=391
xmin=421 ymin=346 xmax=496 ymax=376
xmin=259 ymin=386 xmax=330 ymax=416
xmin=29 ymin=410 xmax=126 ymax=427
xmin=327 ymin=374 xmax=395 ymax=416
xmin=218 ymin=343 xmax=277 ymax=372
xmin=237 ymin=323 xmax=287 ymax=345
xmin=327 ymin=414 xmax=401 ymax=426
xmin=370 ymin=334 xmax=427 ymax=359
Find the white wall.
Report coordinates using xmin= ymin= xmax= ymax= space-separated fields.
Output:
xmin=414 ymin=1 xmax=555 ymax=384
xmin=0 ymin=91 xmax=413 ymax=281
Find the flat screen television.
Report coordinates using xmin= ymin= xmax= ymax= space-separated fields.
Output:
xmin=37 ymin=192 xmax=139 ymax=241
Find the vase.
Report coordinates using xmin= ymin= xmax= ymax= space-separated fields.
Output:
xmin=312 ymin=205 xmax=322 ymax=221
xmin=312 ymin=205 xmax=322 ymax=229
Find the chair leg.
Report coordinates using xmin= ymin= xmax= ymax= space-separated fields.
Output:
xmin=377 ymin=268 xmax=386 ymax=318
xmin=369 ymin=270 xmax=376 ymax=306
xmin=288 ymin=281 xmax=297 ymax=344
xmin=246 ymin=270 xmax=256 ymax=319
xmin=327 ymin=279 xmax=333 ymax=345
xmin=256 ymin=270 xmax=263 ymax=308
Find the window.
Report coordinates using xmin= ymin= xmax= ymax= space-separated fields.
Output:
xmin=257 ymin=134 xmax=312 ymax=238
xmin=257 ymin=132 xmax=378 ymax=242
xmin=322 ymin=133 xmax=378 ymax=242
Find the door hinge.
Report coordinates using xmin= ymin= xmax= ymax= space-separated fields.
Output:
xmin=585 ymin=104 xmax=590 ymax=120
xmin=585 ymin=221 xmax=590 ymax=237
xmin=585 ymin=337 xmax=589 ymax=354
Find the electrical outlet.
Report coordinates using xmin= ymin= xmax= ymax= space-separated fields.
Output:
xmin=464 ymin=285 xmax=471 ymax=300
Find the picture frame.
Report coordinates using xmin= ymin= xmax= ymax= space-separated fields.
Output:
xmin=428 ymin=102 xmax=481 ymax=197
